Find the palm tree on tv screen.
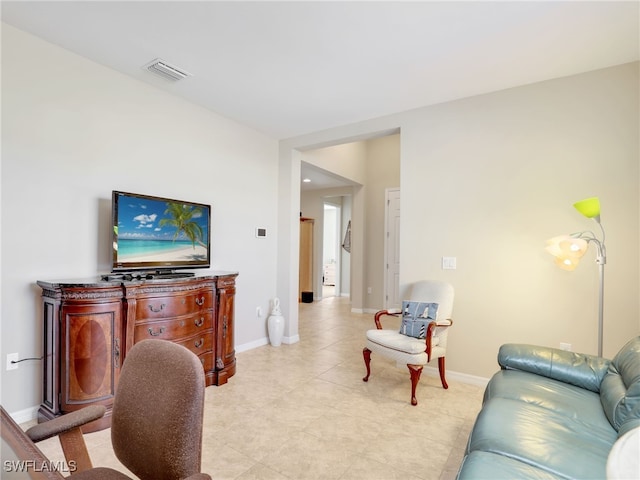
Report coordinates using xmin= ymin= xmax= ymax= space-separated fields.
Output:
xmin=159 ymin=202 xmax=205 ymax=249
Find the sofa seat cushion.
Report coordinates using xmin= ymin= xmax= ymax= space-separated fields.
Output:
xmin=468 ymin=397 xmax=618 ymax=479
xmin=457 ymin=451 xmax=564 ymax=480
xmin=485 ymin=369 xmax=612 ymax=425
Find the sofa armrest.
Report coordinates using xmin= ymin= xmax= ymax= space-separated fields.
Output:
xmin=498 ymin=344 xmax=610 ymax=393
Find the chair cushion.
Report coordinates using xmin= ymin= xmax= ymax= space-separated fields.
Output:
xmin=367 ymin=329 xmax=439 ymax=354
xmin=399 ymin=301 xmax=438 ymax=339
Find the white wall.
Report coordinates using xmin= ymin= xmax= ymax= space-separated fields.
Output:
xmin=362 ymin=135 xmax=400 ymax=310
xmin=1 ymin=24 xmax=279 ymax=415
xmin=279 ymin=62 xmax=639 ymax=380
xmin=400 ymin=64 xmax=639 ymax=377
xmin=302 ymin=141 xmax=368 ymax=185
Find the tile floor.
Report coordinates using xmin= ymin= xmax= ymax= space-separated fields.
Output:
xmin=26 ymin=295 xmax=484 ymax=479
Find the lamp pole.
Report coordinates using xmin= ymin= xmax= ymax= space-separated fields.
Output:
xmin=577 ymin=226 xmax=606 ymax=357
xmin=593 ymin=237 xmax=606 ymax=357
xmin=566 ymin=228 xmax=605 ymax=357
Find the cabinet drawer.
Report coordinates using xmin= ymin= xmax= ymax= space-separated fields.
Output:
xmin=136 ymin=291 xmax=213 ymax=320
xmin=198 ymin=352 xmax=214 ymax=372
xmin=134 ymin=313 xmax=213 ymax=342
xmin=175 ymin=333 xmax=213 ymax=357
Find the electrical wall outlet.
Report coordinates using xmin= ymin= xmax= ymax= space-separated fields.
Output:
xmin=560 ymin=343 xmax=572 ymax=351
xmin=6 ymin=353 xmax=19 ymax=370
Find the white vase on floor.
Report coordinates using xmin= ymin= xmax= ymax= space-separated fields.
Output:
xmin=267 ymin=298 xmax=285 ymax=347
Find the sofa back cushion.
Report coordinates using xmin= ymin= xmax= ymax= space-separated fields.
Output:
xmin=600 ymin=336 xmax=640 ymax=432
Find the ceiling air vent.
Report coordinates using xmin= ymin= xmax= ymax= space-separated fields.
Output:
xmin=143 ymin=58 xmax=192 ymax=82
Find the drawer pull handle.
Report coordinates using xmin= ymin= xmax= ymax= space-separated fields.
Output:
xmin=114 ymin=339 xmax=121 ymax=368
xmin=148 ymin=326 xmax=165 ymax=336
xmin=148 ymin=304 xmax=166 ymax=313
xmin=195 ymin=296 xmax=205 ymax=306
xmin=195 ymin=317 xmax=204 ymax=327
xmin=194 ymin=338 xmax=204 ymax=348
xmin=201 ymin=358 xmax=205 ymax=365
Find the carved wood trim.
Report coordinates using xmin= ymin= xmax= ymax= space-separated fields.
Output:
xmin=128 ymin=282 xmax=214 ymax=296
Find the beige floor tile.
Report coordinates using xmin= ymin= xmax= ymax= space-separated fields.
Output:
xmin=340 ymin=456 xmax=424 ymax=480
xmin=235 ymin=463 xmax=289 ymax=480
xmin=201 ymin=444 xmax=258 ymax=480
xmin=303 ymin=409 xmax=386 ymax=454
xmin=260 ymin=430 xmax=357 ymax=480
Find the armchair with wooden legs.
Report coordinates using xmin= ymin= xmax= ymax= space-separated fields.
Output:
xmin=363 ymin=280 xmax=454 ymax=406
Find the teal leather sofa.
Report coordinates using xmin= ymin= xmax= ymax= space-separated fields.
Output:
xmin=457 ymin=337 xmax=640 ymax=479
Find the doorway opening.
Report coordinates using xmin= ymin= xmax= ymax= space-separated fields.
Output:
xmin=322 ymin=203 xmax=340 ymax=298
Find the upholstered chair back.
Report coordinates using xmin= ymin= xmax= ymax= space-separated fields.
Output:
xmin=111 ymin=339 xmax=206 ymax=480
xmin=407 ymin=281 xmax=454 ymax=348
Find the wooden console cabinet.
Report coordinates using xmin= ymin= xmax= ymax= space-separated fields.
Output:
xmin=36 ymin=273 xmax=237 ymax=432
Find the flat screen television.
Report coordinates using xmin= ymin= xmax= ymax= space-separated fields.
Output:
xmin=111 ymin=191 xmax=211 ymax=273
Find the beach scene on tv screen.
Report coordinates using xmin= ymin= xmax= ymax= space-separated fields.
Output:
xmin=115 ymin=194 xmax=209 ymax=265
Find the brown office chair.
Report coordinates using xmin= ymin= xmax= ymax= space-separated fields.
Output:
xmin=26 ymin=339 xmax=211 ymax=480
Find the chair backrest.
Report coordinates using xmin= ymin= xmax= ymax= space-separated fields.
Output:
xmin=408 ymin=281 xmax=454 ymax=319
xmin=111 ymin=339 xmax=206 ymax=480
xmin=407 ymin=281 xmax=455 ymax=347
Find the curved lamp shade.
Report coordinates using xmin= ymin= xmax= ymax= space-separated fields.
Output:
xmin=545 ymin=235 xmax=588 ymax=271
xmin=574 ymin=197 xmax=601 ymax=221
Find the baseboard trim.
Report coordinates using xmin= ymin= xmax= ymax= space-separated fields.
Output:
xmin=422 ymin=365 xmax=490 ymax=387
xmin=8 ymin=406 xmax=39 ymax=425
xmin=235 ymin=337 xmax=269 ymax=353
xmin=236 ymin=335 xmax=300 ymax=352
xmin=283 ymin=334 xmax=300 ymax=345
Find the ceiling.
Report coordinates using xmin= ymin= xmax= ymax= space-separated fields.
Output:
xmin=2 ymin=1 xmax=638 ymax=143
xmin=300 ymin=161 xmax=358 ymax=191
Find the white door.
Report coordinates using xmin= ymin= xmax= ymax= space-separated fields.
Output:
xmin=385 ymin=189 xmax=401 ymax=309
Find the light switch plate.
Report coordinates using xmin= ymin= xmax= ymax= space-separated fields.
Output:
xmin=442 ymin=257 xmax=457 ymax=270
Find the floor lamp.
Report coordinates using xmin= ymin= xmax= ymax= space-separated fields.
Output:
xmin=545 ymin=197 xmax=606 ymax=357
